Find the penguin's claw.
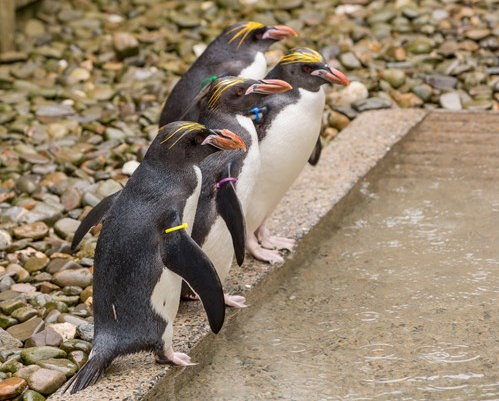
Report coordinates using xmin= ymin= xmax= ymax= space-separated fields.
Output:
xmin=260 ymin=235 xmax=295 ymax=251
xmin=224 ymin=294 xmax=247 ymax=308
xmin=156 ymin=348 xmax=196 ymax=366
xmin=251 ymin=246 xmax=285 ymax=265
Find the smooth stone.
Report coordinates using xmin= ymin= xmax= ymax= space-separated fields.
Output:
xmin=54 ymin=148 xmax=84 ymax=166
xmin=46 ymin=259 xmax=78 ymax=275
xmin=105 ymin=127 xmax=126 ymax=141
xmin=411 ymin=84 xmax=433 ymax=101
xmin=48 ymin=323 xmax=76 ymax=341
xmin=36 ymin=358 xmax=77 ymax=377
xmin=352 ymin=97 xmax=392 ymax=112
xmin=7 ymin=317 xmax=44 ymax=342
xmin=328 ymin=110 xmax=350 ymax=131
xmin=96 ymin=179 xmax=122 ymax=197
xmin=0 ymin=231 xmax=12 ymax=251
xmin=328 ymin=81 xmax=368 ymax=107
xmin=11 ymin=283 xmax=36 ymax=294
xmin=20 ymin=203 xmax=62 ymax=225
xmin=20 ymin=347 xmax=66 ymax=365
xmin=122 ymin=160 xmax=140 ymax=176
xmin=0 ymin=377 xmax=27 ymax=400
xmin=0 ymin=291 xmax=22 ymax=302
xmin=339 ymin=52 xmax=361 ymax=69
xmin=113 ymin=32 xmax=140 ymax=59
xmin=57 ymin=314 xmax=87 ymax=326
xmin=76 ymin=324 xmax=94 ymax=342
xmin=405 ymin=37 xmax=434 ymax=54
xmin=68 ymin=350 xmax=87 ymax=369
xmin=6 ymin=264 xmax=29 ymax=282
xmin=391 ymin=91 xmax=424 ymax=108
xmin=11 ymin=307 xmax=38 ymax=323
xmin=0 ymin=277 xmax=15 ymax=293
xmin=80 ymin=286 xmax=92 ymax=303
xmin=12 ymin=222 xmax=49 ymax=240
xmin=51 ymin=295 xmax=80 ymax=307
xmin=0 ymin=328 xmax=23 ymax=349
xmin=439 ymin=92 xmax=462 ymax=110
xmin=463 ymin=100 xmax=493 ymax=110
xmin=60 ymin=339 xmax=92 ymax=354
xmin=382 ymin=69 xmax=406 ymax=89
xmin=35 ymin=105 xmax=75 ymax=118
xmin=60 ymin=188 xmax=82 ymax=211
xmin=24 ymin=255 xmax=49 ymax=273
xmin=68 ymin=67 xmax=90 ymax=82
xmin=0 ymin=357 xmax=23 ymax=373
xmin=52 ymin=268 xmax=92 ymax=288
xmin=22 ymin=389 xmax=46 ymax=401
xmin=53 ymin=218 xmax=80 ymax=240
xmin=465 ymin=28 xmax=491 ymax=41
xmin=425 ymin=74 xmax=458 ymax=90
xmin=0 ymin=300 xmax=26 ymax=316
xmin=367 ymin=8 xmax=396 ymax=24
xmin=0 ymin=314 xmax=18 ymax=330
xmin=27 ymin=368 xmax=66 ymax=395
xmin=24 ymin=328 xmax=63 ymax=348
xmin=43 ymin=310 xmax=60 ymax=325
xmin=170 ymin=13 xmax=201 ymax=28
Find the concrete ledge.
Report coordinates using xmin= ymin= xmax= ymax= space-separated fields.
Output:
xmin=49 ymin=108 xmax=427 ymax=400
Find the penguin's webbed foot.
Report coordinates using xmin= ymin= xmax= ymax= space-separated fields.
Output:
xmin=156 ymin=347 xmax=196 ymax=366
xmin=246 ymin=235 xmax=285 ymax=265
xmin=224 ymin=293 xmax=247 ymax=308
xmin=260 ymin=235 xmax=295 ymax=252
xmin=251 ymin=246 xmax=285 ymax=265
xmin=255 ymin=223 xmax=295 ymax=251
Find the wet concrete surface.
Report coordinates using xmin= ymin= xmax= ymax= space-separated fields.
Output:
xmin=165 ymin=112 xmax=499 ymax=400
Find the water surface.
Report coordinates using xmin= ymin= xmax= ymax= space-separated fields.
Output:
xmin=171 ymin=125 xmax=499 ymax=400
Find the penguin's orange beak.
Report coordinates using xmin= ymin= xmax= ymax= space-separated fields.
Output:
xmin=245 ymin=79 xmax=292 ymax=95
xmin=262 ymin=25 xmax=297 ymax=40
xmin=203 ymin=129 xmax=247 ymax=152
xmin=312 ymin=67 xmax=350 ymax=86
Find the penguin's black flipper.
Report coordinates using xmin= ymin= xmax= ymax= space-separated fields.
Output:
xmin=308 ymin=136 xmax=322 ymax=166
xmin=161 ymin=227 xmax=225 ymax=333
xmin=216 ymin=179 xmax=246 ymax=266
xmin=71 ymin=191 xmax=121 ymax=250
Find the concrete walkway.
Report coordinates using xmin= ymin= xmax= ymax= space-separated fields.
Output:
xmin=51 ymin=108 xmax=438 ymax=400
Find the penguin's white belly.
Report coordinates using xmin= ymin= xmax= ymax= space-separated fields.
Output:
xmin=150 ymin=166 xmax=202 ymax=347
xmin=247 ymin=89 xmax=325 ymax=233
xmin=203 ymin=116 xmax=260 ymax=282
xmin=239 ymin=52 xmax=266 ymax=79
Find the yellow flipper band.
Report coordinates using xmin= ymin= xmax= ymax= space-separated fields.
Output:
xmin=165 ymin=223 xmax=188 ymax=234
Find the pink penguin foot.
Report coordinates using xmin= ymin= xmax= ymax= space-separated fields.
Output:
xmin=156 ymin=347 xmax=196 ymax=366
xmin=224 ymin=293 xmax=247 ymax=308
xmin=260 ymin=235 xmax=296 ymax=251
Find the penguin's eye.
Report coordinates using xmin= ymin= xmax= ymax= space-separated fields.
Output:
xmin=236 ymin=87 xmax=245 ymax=96
xmin=194 ymin=134 xmax=204 ymax=145
xmin=302 ymin=65 xmax=314 ymax=74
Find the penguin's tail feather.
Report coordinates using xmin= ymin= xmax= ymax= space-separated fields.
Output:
xmin=63 ymin=349 xmax=113 ymax=394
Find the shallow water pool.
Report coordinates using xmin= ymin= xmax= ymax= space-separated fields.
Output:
xmin=166 ymin=117 xmax=499 ymax=400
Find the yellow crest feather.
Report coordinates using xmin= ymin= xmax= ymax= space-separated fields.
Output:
xmin=207 ymin=77 xmax=247 ymax=108
xmin=160 ymin=122 xmax=206 ymax=149
xmin=226 ymin=22 xmax=265 ymax=48
xmin=279 ymin=48 xmax=323 ymax=65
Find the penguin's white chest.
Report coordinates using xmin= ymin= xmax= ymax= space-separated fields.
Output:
xmin=202 ymin=115 xmax=260 ymax=282
xmin=239 ymin=52 xmax=267 ymax=79
xmin=247 ymin=88 xmax=326 ymax=231
xmin=150 ymin=166 xmax=202 ymax=344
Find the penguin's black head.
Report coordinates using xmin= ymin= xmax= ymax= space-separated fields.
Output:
xmin=223 ymin=22 xmax=297 ymax=52
xmin=271 ymin=47 xmax=350 ymax=92
xmin=151 ymin=122 xmax=246 ymax=164
xmin=202 ymin=76 xmax=292 ymax=113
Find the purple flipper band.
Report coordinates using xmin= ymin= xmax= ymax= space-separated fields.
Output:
xmin=215 ymin=177 xmax=238 ymax=189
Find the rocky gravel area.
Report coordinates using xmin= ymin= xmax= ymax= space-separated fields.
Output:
xmin=0 ymin=0 xmax=498 ymax=398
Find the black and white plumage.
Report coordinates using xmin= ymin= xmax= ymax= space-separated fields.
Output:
xmin=245 ymin=48 xmax=350 ymax=264
xmin=65 ymin=122 xmax=246 ymax=394
xmin=188 ymin=76 xmax=292 ymax=307
xmin=158 ymin=21 xmax=296 ymax=126
xmin=70 ymin=21 xmax=296 ymax=252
